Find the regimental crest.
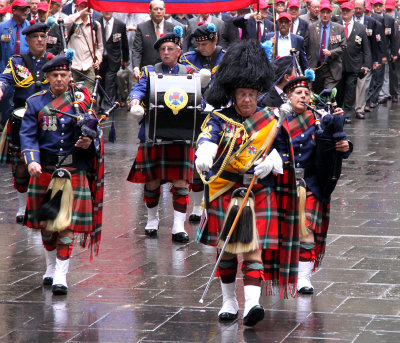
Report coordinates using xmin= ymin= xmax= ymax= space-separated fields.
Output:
xmin=164 ymin=88 xmax=188 ymax=115
xmin=75 ymin=91 xmax=84 ymax=102
xmin=248 ymin=146 xmax=256 ymax=155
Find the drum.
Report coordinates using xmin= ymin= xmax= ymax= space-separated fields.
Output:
xmin=145 ymin=72 xmax=204 ymax=146
xmin=10 ymin=108 xmax=25 ymax=148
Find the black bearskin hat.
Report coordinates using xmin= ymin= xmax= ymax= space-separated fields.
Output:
xmin=205 ymin=39 xmax=273 ymax=108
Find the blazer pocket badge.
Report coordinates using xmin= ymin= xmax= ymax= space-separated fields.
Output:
xmin=385 ymin=27 xmax=391 ymax=35
xmin=366 ymin=28 xmax=373 ymax=36
xmin=113 ymin=33 xmax=121 ymax=42
xmin=376 ymin=33 xmax=381 ymax=42
xmin=355 ymin=35 xmax=362 ymax=44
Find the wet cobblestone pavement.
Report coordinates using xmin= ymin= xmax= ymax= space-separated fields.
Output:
xmin=1 ymin=103 xmax=400 ymax=342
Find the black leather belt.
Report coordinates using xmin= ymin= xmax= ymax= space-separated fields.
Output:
xmin=40 ymin=151 xmax=73 ymax=166
xmin=219 ymin=170 xmax=258 ymax=185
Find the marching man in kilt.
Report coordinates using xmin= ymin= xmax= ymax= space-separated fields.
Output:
xmin=196 ymin=40 xmax=299 ymax=326
xmin=282 ymin=76 xmax=352 ymax=294
xmin=19 ymin=54 xmax=104 ymax=295
xmin=128 ymin=26 xmax=194 ymax=243
xmin=0 ymin=20 xmax=54 ymax=223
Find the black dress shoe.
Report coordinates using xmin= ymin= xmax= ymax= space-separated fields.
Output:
xmin=243 ymin=305 xmax=264 ymax=326
xmin=15 ymin=215 xmax=24 ymax=224
xmin=145 ymin=229 xmax=158 ymax=237
xmin=344 ymin=118 xmax=352 ymax=124
xmin=52 ymin=284 xmax=68 ymax=295
xmin=189 ymin=214 xmax=201 ymax=223
xmin=298 ymin=286 xmax=314 ymax=294
xmin=355 ymin=112 xmax=365 ymax=119
xmin=218 ymin=311 xmax=238 ymax=322
xmin=392 ymin=95 xmax=398 ymax=102
xmin=43 ymin=277 xmax=53 ymax=286
xmin=378 ymin=97 xmax=388 ymax=104
xmin=171 ymin=232 xmax=189 ymax=243
xmin=364 ymin=106 xmax=371 ymax=112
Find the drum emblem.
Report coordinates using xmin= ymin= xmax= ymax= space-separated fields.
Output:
xmin=248 ymin=146 xmax=256 ymax=154
xmin=164 ymin=88 xmax=188 ymax=115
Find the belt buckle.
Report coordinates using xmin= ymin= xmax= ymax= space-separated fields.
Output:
xmin=243 ymin=174 xmax=255 ymax=185
xmin=58 ymin=154 xmax=73 ymax=165
xmin=295 ymin=168 xmax=305 ymax=179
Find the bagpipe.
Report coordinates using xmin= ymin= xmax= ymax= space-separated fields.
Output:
xmin=304 ymin=88 xmax=347 ymax=202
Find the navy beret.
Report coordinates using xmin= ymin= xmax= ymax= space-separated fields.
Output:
xmin=191 ymin=23 xmax=217 ymax=42
xmin=42 ymin=56 xmax=71 ymax=73
xmin=154 ymin=26 xmax=183 ymax=50
xmin=22 ymin=22 xmax=49 ymax=36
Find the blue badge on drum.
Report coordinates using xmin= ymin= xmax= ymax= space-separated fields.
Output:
xmin=248 ymin=146 xmax=256 ymax=154
xmin=164 ymin=88 xmax=188 ymax=115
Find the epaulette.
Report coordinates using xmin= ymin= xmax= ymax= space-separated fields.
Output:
xmin=27 ymin=90 xmax=47 ymax=100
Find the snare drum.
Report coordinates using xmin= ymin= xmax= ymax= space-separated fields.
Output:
xmin=145 ymin=72 xmax=204 ymax=146
xmin=10 ymin=108 xmax=25 ymax=148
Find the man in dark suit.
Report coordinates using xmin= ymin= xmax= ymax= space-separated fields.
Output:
xmin=304 ymin=2 xmax=347 ymax=93
xmin=233 ymin=1 xmax=274 ymax=41
xmin=183 ymin=13 xmax=226 ymax=52
xmin=366 ymin=0 xmax=397 ymax=107
xmin=336 ymin=2 xmax=371 ymax=121
xmin=268 ymin=0 xmax=287 ymax=23
xmin=264 ymin=13 xmax=309 ymax=72
xmin=300 ymin=0 xmax=320 ymax=25
xmin=288 ymin=0 xmax=309 ymax=36
xmin=258 ymin=55 xmax=295 ymax=107
xmin=37 ymin=1 xmax=62 ymax=55
xmin=354 ymin=0 xmax=384 ymax=115
xmin=132 ymin=0 xmax=174 ymax=79
xmin=98 ymin=12 xmax=129 ymax=111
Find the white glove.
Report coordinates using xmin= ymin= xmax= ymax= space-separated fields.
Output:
xmin=199 ymin=68 xmax=211 ymax=88
xmin=130 ymin=104 xmax=144 ymax=122
xmin=195 ymin=141 xmax=218 ymax=173
xmin=253 ymin=149 xmax=283 ymax=179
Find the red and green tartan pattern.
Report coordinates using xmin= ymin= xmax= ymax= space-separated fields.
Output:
xmin=25 ymin=170 xmax=93 ymax=232
xmin=242 ymin=107 xmax=276 ymax=136
xmin=83 ymin=138 xmax=105 ymax=258
xmin=196 ymin=184 xmax=279 ymax=249
xmin=127 ymin=143 xmax=195 ymax=183
xmin=0 ymin=120 xmax=28 ymax=191
xmin=219 ymin=257 xmax=238 ymax=284
xmin=304 ymin=190 xmax=330 ymax=267
xmin=287 ymin=110 xmax=315 ymax=139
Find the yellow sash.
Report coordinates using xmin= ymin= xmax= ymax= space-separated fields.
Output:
xmin=208 ymin=118 xmax=277 ymax=202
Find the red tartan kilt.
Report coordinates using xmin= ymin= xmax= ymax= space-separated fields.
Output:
xmin=198 ymin=184 xmax=279 ymax=250
xmin=25 ymin=170 xmax=93 ymax=233
xmin=304 ymin=190 xmax=330 ymax=266
xmin=127 ymin=142 xmax=194 ymax=183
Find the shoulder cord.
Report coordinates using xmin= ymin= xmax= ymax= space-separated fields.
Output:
xmin=198 ymin=110 xmax=247 ymax=185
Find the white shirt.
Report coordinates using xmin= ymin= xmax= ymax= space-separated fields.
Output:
xmin=343 ymin=19 xmax=354 ymax=38
xmin=354 ymin=14 xmax=364 ymax=25
xmin=104 ymin=17 xmax=114 ymax=41
xmin=153 ymin=19 xmax=164 ymax=35
xmin=292 ymin=18 xmax=299 ymax=34
xmin=277 ymin=33 xmax=292 ymax=57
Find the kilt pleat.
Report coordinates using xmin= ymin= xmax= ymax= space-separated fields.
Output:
xmin=127 ymin=142 xmax=194 ymax=183
xmin=25 ymin=170 xmax=93 ymax=233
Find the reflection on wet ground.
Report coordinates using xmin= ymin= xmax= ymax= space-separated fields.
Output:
xmin=1 ymin=103 xmax=400 ymax=342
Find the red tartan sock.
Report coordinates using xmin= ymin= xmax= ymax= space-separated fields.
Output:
xmin=242 ymin=260 xmax=264 ymax=287
xmin=41 ymin=230 xmax=58 ymax=251
xmin=219 ymin=257 xmax=238 ymax=284
xmin=190 ymin=178 xmax=204 ymax=192
xmin=143 ymin=185 xmax=161 ymax=208
xmin=172 ymin=186 xmax=189 ymax=213
xmin=56 ymin=232 xmax=74 ymax=260
xmin=299 ymin=243 xmax=316 ymax=262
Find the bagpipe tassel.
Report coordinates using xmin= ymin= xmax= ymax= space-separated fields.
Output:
xmin=37 ymin=168 xmax=73 ymax=232
xmin=108 ymin=121 xmax=116 ymax=143
xmin=218 ymin=188 xmax=259 ymax=254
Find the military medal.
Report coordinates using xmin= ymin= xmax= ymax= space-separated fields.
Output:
xmin=42 ymin=115 xmax=48 ymax=130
